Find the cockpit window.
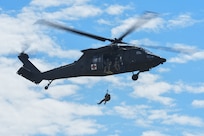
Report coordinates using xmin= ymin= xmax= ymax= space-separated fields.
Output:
xmin=144 ymin=49 xmax=154 ymax=55
xmin=146 ymin=54 xmax=154 ymax=58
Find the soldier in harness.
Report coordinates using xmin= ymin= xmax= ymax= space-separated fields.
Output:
xmin=98 ymin=90 xmax=111 ymax=105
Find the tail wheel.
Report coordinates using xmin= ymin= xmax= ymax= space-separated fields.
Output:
xmin=44 ymin=80 xmax=53 ymax=90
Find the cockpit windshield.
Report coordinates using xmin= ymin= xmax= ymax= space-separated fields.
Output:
xmin=143 ymin=48 xmax=155 ymax=55
xmin=128 ymin=43 xmax=156 ymax=55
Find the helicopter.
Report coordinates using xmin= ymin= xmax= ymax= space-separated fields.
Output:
xmin=17 ymin=12 xmax=166 ymax=90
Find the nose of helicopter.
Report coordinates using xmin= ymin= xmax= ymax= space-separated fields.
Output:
xmin=151 ymin=56 xmax=166 ymax=69
xmin=154 ymin=56 xmax=166 ymax=64
xmin=144 ymin=54 xmax=166 ymax=71
xmin=150 ymin=55 xmax=166 ymax=67
xmin=160 ymin=57 xmax=166 ymax=64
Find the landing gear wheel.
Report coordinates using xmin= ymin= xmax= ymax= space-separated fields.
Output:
xmin=132 ymin=72 xmax=140 ymax=81
xmin=132 ymin=74 xmax=138 ymax=81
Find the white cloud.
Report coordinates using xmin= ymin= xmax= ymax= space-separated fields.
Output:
xmin=162 ymin=114 xmax=204 ymax=127
xmin=130 ymin=38 xmax=204 ymax=65
xmin=45 ymin=84 xmax=79 ymax=99
xmin=111 ymin=15 xmax=164 ymax=38
xmin=48 ymin=49 xmax=82 ymax=59
xmin=182 ymin=131 xmax=204 ymax=136
xmin=130 ymin=38 xmax=159 ymax=47
xmin=111 ymin=16 xmax=137 ymax=38
xmin=142 ymin=130 xmax=169 ymax=136
xmin=113 ymin=103 xmax=152 ymax=127
xmin=114 ymin=103 xmax=149 ymax=119
xmin=131 ymin=73 xmax=174 ymax=105
xmin=131 ymin=40 xmax=204 ymax=64
xmin=0 ymin=3 xmax=85 ymax=60
xmin=130 ymin=73 xmax=204 ymax=105
xmin=65 ymin=119 xmax=102 ymax=136
xmin=170 ymin=43 xmax=198 ymax=54
xmin=0 ymin=54 xmax=105 ymax=135
xmin=97 ymin=19 xmax=112 ymax=25
xmin=110 ymin=12 xmax=203 ymax=39
xmin=133 ymin=81 xmax=172 ymax=104
xmin=1 ymin=1 xmax=204 ymax=135
xmin=175 ymin=82 xmax=204 ymax=93
xmin=167 ymin=13 xmax=198 ymax=28
xmin=106 ymin=4 xmax=132 ymax=15
xmin=30 ymin=0 xmax=89 ymax=8
xmin=0 ymin=97 xmax=103 ymax=135
xmin=113 ymin=103 xmax=204 ymax=131
xmin=142 ymin=17 xmax=164 ymax=32
xmin=192 ymin=100 xmax=204 ymax=108
xmin=68 ymin=75 xmax=130 ymax=89
xmin=0 ymin=12 xmax=51 ymax=55
xmin=166 ymin=43 xmax=204 ymax=63
xmin=157 ymin=67 xmax=171 ymax=73
xmin=0 ymin=2 xmax=106 ymax=135
xmin=42 ymin=4 xmax=102 ymax=20
xmin=169 ymin=50 xmax=204 ymax=63
xmin=148 ymin=109 xmax=204 ymax=127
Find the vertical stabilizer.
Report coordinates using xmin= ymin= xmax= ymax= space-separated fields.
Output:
xmin=17 ymin=53 xmax=42 ymax=84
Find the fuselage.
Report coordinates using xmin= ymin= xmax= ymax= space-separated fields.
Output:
xmin=42 ymin=45 xmax=166 ymax=80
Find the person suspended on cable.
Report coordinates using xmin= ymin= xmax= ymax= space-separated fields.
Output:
xmin=98 ymin=90 xmax=111 ymax=105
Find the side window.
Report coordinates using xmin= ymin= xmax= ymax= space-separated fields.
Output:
xmin=92 ymin=56 xmax=102 ymax=63
xmin=136 ymin=51 xmax=142 ymax=55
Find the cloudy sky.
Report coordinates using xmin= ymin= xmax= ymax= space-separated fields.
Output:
xmin=0 ymin=0 xmax=204 ymax=136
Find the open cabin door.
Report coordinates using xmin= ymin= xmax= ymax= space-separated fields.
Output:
xmin=90 ymin=52 xmax=125 ymax=75
xmin=103 ymin=52 xmax=124 ymax=74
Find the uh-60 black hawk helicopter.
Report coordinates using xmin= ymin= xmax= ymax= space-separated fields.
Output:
xmin=17 ymin=12 xmax=166 ymax=90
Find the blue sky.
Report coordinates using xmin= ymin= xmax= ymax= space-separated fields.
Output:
xmin=0 ymin=0 xmax=204 ymax=136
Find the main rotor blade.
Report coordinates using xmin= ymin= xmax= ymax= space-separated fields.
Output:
xmin=37 ymin=20 xmax=113 ymax=42
xmin=118 ymin=11 xmax=158 ymax=41
xmin=134 ymin=44 xmax=198 ymax=54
